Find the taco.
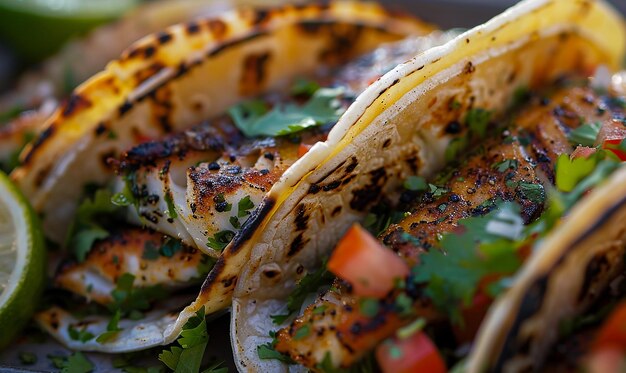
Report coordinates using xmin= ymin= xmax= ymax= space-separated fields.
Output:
xmin=26 ymin=2 xmax=442 ymax=353
xmin=229 ymin=0 xmax=626 ymax=371
xmin=0 ymin=0 xmax=236 ymax=173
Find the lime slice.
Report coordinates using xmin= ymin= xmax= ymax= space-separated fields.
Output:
xmin=0 ymin=0 xmax=139 ymax=62
xmin=0 ymin=171 xmax=45 ymax=349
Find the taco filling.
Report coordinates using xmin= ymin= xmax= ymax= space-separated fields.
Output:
xmin=260 ymin=75 xmax=626 ymax=371
xmin=36 ymin=32 xmax=454 ymax=352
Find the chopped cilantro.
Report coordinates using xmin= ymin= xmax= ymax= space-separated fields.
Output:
xmin=272 ymin=262 xmax=333 ymax=324
xmin=229 ymin=87 xmax=345 ymax=138
xmin=109 ymin=273 xmax=166 ymax=317
xmin=359 ymin=298 xmax=380 ymax=317
xmin=555 ymin=152 xmax=600 ymax=192
xmin=445 ymin=137 xmax=468 ymax=162
xmin=158 ymin=307 xmax=209 ymax=373
xmin=413 ymin=202 xmax=523 ymax=324
xmin=213 ymin=193 xmax=232 ymax=213
xmin=568 ymin=122 xmax=602 ymax=146
xmin=465 ymin=108 xmax=492 ymax=138
xmin=293 ymin=324 xmax=311 ymax=340
xmin=428 ymin=184 xmax=449 ymax=199
xmin=111 ymin=191 xmax=132 ymax=207
xmin=518 ymin=182 xmax=545 ymax=204
xmin=237 ymin=195 xmax=254 ymax=217
xmin=403 ymin=176 xmax=427 ymax=191
xmin=61 ymin=352 xmax=94 ymax=373
xmin=48 ymin=354 xmax=67 ymax=369
xmin=96 ymin=310 xmax=123 ymax=343
xmin=229 ymin=216 xmax=241 ymax=229
xmin=68 ymin=325 xmax=95 ymax=343
xmin=66 ymin=188 xmax=124 ymax=262
xmin=163 ymin=192 xmax=177 ymax=219
xmin=142 ymin=241 xmax=160 ymax=260
xmin=363 ymin=203 xmax=406 ymax=236
xmin=19 ymin=352 xmax=37 ymax=365
xmin=257 ymin=343 xmax=294 ymax=364
xmin=492 ymin=159 xmax=519 ymax=172
xmin=291 ymin=78 xmax=321 ymax=97
xmin=312 ymin=305 xmax=328 ymax=315
xmin=159 ymin=238 xmax=182 ymax=258
xmin=206 ymin=230 xmax=235 ymax=251
xmin=394 ymin=293 xmax=414 ymax=317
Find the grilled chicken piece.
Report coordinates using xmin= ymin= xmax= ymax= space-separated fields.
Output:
xmin=115 ymin=37 xmax=442 ymax=255
xmin=274 ymin=82 xmax=626 ymax=369
xmin=56 ymin=227 xmax=211 ymax=305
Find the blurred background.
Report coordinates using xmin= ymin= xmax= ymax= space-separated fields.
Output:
xmin=0 ymin=0 xmax=624 ymax=96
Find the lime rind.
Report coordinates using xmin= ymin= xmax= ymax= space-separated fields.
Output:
xmin=0 ymin=0 xmax=139 ymax=18
xmin=0 ymin=171 xmax=45 ymax=349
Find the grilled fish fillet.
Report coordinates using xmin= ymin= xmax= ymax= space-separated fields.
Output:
xmin=274 ymin=81 xmax=626 ymax=369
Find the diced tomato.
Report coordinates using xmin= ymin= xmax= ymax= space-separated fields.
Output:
xmin=596 ymin=119 xmax=626 ymax=145
xmin=328 ymin=224 xmax=409 ymax=298
xmin=587 ymin=348 xmax=626 ymax=373
xmin=570 ymin=146 xmax=597 ymax=160
xmin=593 ymin=302 xmax=626 ymax=352
xmin=376 ymin=332 xmax=446 ymax=373
xmin=603 ymin=139 xmax=626 ymax=161
xmin=298 ymin=143 xmax=313 ymax=158
xmin=596 ymin=119 xmax=626 ymax=160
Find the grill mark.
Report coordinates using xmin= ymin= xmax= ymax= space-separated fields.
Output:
xmin=62 ymin=94 xmax=92 ymax=118
xmin=240 ymin=52 xmax=271 ymax=95
xmin=350 ymin=167 xmax=387 ymax=211
xmin=577 ymin=253 xmax=610 ymax=302
xmin=294 ymin=204 xmax=309 ymax=231
xmin=493 ymin=194 xmax=626 ymax=371
xmin=23 ymin=126 xmax=55 ymax=164
xmin=228 ymin=198 xmax=276 ymax=254
xmin=287 ymin=233 xmax=308 ymax=257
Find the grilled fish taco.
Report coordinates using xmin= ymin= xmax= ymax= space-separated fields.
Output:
xmin=229 ymin=0 xmax=626 ymax=371
xmin=20 ymin=1 xmax=442 ymax=353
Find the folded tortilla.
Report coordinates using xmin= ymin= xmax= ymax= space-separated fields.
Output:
xmin=229 ymin=0 xmax=626 ymax=371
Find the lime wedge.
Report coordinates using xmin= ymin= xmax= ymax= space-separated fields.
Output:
xmin=0 ymin=171 xmax=45 ymax=349
xmin=0 ymin=0 xmax=139 ymax=62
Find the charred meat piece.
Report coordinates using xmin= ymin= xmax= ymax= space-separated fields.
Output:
xmin=56 ymin=227 xmax=211 ymax=306
xmin=274 ymin=83 xmax=626 ymax=369
xmin=114 ymin=38 xmax=433 ymax=255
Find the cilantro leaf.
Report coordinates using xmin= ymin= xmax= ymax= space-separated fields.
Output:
xmin=158 ymin=307 xmax=209 ymax=373
xmin=206 ymin=230 xmax=235 ymax=251
xmin=276 ymin=263 xmax=334 ymax=324
xmin=413 ymin=202 xmax=523 ymax=323
xmin=109 ymin=273 xmax=167 ymax=317
xmin=291 ymin=78 xmax=320 ymax=97
xmin=492 ymin=159 xmax=518 ymax=172
xmin=18 ymin=352 xmax=37 ymax=365
xmin=68 ymin=325 xmax=95 ymax=343
xmin=465 ymin=108 xmax=492 ymax=138
xmin=96 ymin=309 xmax=123 ymax=343
xmin=518 ymin=182 xmax=545 ymax=204
xmin=568 ymin=122 xmax=602 ymax=146
xmin=555 ymin=152 xmax=600 ymax=192
xmin=403 ymin=176 xmax=427 ymax=191
xmin=237 ymin=195 xmax=254 ymax=217
xmin=66 ymin=188 xmax=124 ymax=262
xmin=257 ymin=343 xmax=294 ymax=363
xmin=61 ymin=352 xmax=94 ymax=373
xmin=158 ymin=347 xmax=182 ymax=371
xmin=229 ymin=87 xmax=345 ymax=138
